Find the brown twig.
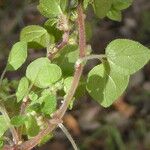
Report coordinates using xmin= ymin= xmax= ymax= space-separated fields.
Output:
xmin=20 ymin=97 xmax=29 ymax=115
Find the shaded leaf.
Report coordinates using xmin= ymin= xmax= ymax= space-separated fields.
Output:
xmin=54 ymin=44 xmax=79 ymax=76
xmin=16 ymin=77 xmax=29 ymax=102
xmin=113 ymin=0 xmax=133 ymax=10
xmin=107 ymin=8 xmax=122 ymax=21
xmin=20 ymin=25 xmax=52 ymax=48
xmin=87 ymin=63 xmax=129 ymax=107
xmin=41 ymin=94 xmax=57 ymax=115
xmin=92 ymin=0 xmax=112 ymax=18
xmin=0 ymin=115 xmax=9 ymax=137
xmin=25 ymin=115 xmax=39 ymax=137
xmin=11 ymin=115 xmax=27 ymax=127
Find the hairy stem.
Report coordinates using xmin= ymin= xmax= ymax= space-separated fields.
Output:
xmin=54 ymin=0 xmax=86 ymax=118
xmin=59 ymin=123 xmax=78 ymax=150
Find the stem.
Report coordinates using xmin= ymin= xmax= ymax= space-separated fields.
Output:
xmin=7 ymin=2 xmax=86 ymax=150
xmin=47 ymin=30 xmax=69 ymax=60
xmin=0 ymin=104 xmax=19 ymax=145
xmin=53 ymin=0 xmax=86 ymax=118
xmin=77 ymin=2 xmax=86 ymax=58
xmin=59 ymin=123 xmax=78 ymax=150
xmin=0 ymin=94 xmax=16 ymax=101
xmin=0 ymin=67 xmax=6 ymax=86
xmin=3 ymin=137 xmax=14 ymax=146
xmin=47 ymin=14 xmax=70 ymax=60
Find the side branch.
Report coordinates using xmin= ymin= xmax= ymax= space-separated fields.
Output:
xmin=47 ymin=30 xmax=69 ymax=60
xmin=47 ymin=15 xmax=70 ymax=60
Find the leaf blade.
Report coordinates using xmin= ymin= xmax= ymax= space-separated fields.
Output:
xmin=7 ymin=42 xmax=27 ymax=71
xmin=106 ymin=39 xmax=150 ymax=75
xmin=87 ymin=63 xmax=129 ymax=107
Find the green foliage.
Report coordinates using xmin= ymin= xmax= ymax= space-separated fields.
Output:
xmin=54 ymin=44 xmax=79 ymax=75
xmin=87 ymin=63 xmax=129 ymax=107
xmin=0 ymin=115 xmax=9 ymax=137
xmin=16 ymin=77 xmax=29 ymax=102
xmin=112 ymin=0 xmax=133 ymax=10
xmin=26 ymin=57 xmax=62 ymax=88
xmin=107 ymin=0 xmax=133 ymax=21
xmin=38 ymin=134 xmax=53 ymax=146
xmin=25 ymin=115 xmax=40 ymax=137
xmin=59 ymin=0 xmax=68 ymax=12
xmin=41 ymin=94 xmax=57 ymax=115
xmin=92 ymin=0 xmax=112 ymax=19
xmin=83 ymin=0 xmax=91 ymax=9
xmin=106 ymin=39 xmax=150 ymax=75
xmin=44 ymin=19 xmax=62 ymax=42
xmin=29 ymin=91 xmax=38 ymax=101
xmin=0 ymin=139 xmax=4 ymax=149
xmin=107 ymin=8 xmax=122 ymax=21
xmin=38 ymin=0 xmax=62 ymax=18
xmin=7 ymin=42 xmax=27 ymax=71
xmin=10 ymin=115 xmax=27 ymax=127
xmin=64 ymin=77 xmax=73 ymax=93
xmin=20 ymin=25 xmax=52 ymax=48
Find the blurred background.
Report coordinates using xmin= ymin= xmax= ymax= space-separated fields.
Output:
xmin=0 ymin=0 xmax=150 ymax=149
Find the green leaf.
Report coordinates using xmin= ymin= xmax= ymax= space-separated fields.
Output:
xmin=20 ymin=25 xmax=51 ymax=48
xmin=92 ymin=0 xmax=112 ymax=18
xmin=106 ymin=39 xmax=150 ymax=75
xmin=83 ymin=0 xmax=91 ymax=9
xmin=0 ymin=139 xmax=4 ymax=149
xmin=25 ymin=115 xmax=39 ymax=137
xmin=29 ymin=91 xmax=38 ymax=101
xmin=59 ymin=0 xmax=67 ymax=12
xmin=54 ymin=44 xmax=79 ymax=75
xmin=113 ymin=0 xmax=133 ymax=10
xmin=38 ymin=134 xmax=53 ymax=146
xmin=44 ymin=19 xmax=62 ymax=43
xmin=0 ymin=115 xmax=9 ymax=137
xmin=7 ymin=42 xmax=27 ymax=71
xmin=26 ymin=57 xmax=62 ymax=88
xmin=64 ymin=76 xmax=86 ymax=99
xmin=10 ymin=115 xmax=27 ymax=127
xmin=16 ymin=77 xmax=29 ymax=102
xmin=64 ymin=77 xmax=73 ymax=93
xmin=41 ymin=94 xmax=57 ymax=115
xmin=86 ymin=63 xmax=129 ymax=107
xmin=107 ymin=8 xmax=122 ymax=21
xmin=38 ymin=0 xmax=62 ymax=18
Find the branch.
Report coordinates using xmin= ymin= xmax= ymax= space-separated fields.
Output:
xmin=47 ymin=14 xmax=70 ymax=60
xmin=0 ymin=67 xmax=6 ymax=86
xmin=4 ymin=2 xmax=86 ymax=150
